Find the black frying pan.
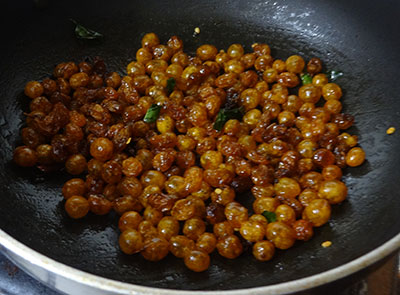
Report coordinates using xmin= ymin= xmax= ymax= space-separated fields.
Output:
xmin=0 ymin=0 xmax=399 ymax=292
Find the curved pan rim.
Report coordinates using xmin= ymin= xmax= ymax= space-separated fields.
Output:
xmin=0 ymin=229 xmax=399 ymax=294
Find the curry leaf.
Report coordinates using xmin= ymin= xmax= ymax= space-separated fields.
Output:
xmin=166 ymin=77 xmax=176 ymax=94
xmin=143 ymin=104 xmax=162 ymax=123
xmin=213 ymin=106 xmax=245 ymax=131
xmin=70 ymin=19 xmax=103 ymax=40
xmin=300 ymin=73 xmax=312 ymax=85
xmin=262 ymin=211 xmax=277 ymax=223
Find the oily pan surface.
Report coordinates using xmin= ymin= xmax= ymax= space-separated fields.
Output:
xmin=0 ymin=0 xmax=400 ymax=290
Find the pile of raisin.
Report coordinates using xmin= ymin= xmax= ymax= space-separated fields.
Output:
xmin=14 ymin=33 xmax=365 ymax=272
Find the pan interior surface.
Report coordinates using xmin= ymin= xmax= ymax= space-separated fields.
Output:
xmin=0 ymin=0 xmax=399 ymax=291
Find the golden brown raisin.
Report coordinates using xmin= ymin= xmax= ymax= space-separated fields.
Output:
xmin=65 ymin=195 xmax=89 ymax=219
xmin=184 ymin=250 xmax=210 ymax=272
xmin=216 ymin=235 xmax=243 ymax=259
